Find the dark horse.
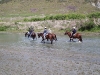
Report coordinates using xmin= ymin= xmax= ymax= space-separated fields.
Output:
xmin=25 ymin=32 xmax=37 ymax=40
xmin=37 ymin=33 xmax=57 ymax=44
xmin=64 ymin=31 xmax=82 ymax=42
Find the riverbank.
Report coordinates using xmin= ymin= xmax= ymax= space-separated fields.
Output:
xmin=0 ymin=19 xmax=100 ymax=36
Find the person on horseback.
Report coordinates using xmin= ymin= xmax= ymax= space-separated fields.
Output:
xmin=43 ymin=27 xmax=48 ymax=39
xmin=71 ymin=26 xmax=77 ymax=38
xmin=28 ymin=26 xmax=34 ymax=37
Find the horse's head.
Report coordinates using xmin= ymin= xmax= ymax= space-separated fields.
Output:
xmin=37 ymin=33 xmax=40 ymax=38
xmin=64 ymin=31 xmax=69 ymax=35
xmin=25 ymin=32 xmax=30 ymax=37
xmin=37 ymin=33 xmax=43 ymax=38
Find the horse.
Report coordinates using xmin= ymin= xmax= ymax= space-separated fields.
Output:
xmin=64 ymin=31 xmax=82 ymax=42
xmin=25 ymin=32 xmax=37 ymax=40
xmin=37 ymin=33 xmax=57 ymax=44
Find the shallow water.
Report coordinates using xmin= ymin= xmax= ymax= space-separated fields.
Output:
xmin=0 ymin=32 xmax=100 ymax=75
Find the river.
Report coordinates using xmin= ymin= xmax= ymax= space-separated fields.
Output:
xmin=0 ymin=32 xmax=100 ymax=75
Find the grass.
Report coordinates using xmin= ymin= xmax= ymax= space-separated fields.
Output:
xmin=0 ymin=0 xmax=100 ymax=33
xmin=0 ymin=0 xmax=100 ymax=17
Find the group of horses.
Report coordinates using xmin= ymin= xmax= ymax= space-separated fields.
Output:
xmin=25 ymin=32 xmax=57 ymax=44
xmin=25 ymin=31 xmax=82 ymax=44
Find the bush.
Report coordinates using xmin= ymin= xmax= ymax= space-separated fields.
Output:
xmin=53 ymin=15 xmax=66 ymax=20
xmin=24 ymin=18 xmax=29 ymax=22
xmin=87 ymin=12 xmax=100 ymax=18
xmin=23 ymin=14 xmax=86 ymax=22
xmin=30 ymin=18 xmax=44 ymax=21
xmin=66 ymin=14 xmax=85 ymax=19
xmin=79 ymin=21 xmax=95 ymax=31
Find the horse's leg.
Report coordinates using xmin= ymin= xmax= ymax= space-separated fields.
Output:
xmin=41 ymin=37 xmax=45 ymax=43
xmin=54 ymin=35 xmax=57 ymax=41
xmin=44 ymin=39 xmax=45 ymax=43
xmin=33 ymin=37 xmax=35 ymax=40
xmin=79 ymin=36 xmax=82 ymax=42
xmin=33 ymin=34 xmax=37 ymax=40
xmin=55 ymin=35 xmax=57 ymax=41
xmin=25 ymin=33 xmax=27 ymax=37
xmin=47 ymin=39 xmax=49 ymax=41
xmin=41 ymin=38 xmax=44 ymax=42
xmin=72 ymin=38 xmax=74 ymax=42
xmin=70 ymin=38 xmax=72 ymax=42
xmin=50 ymin=38 xmax=53 ymax=44
xmin=35 ymin=35 xmax=37 ymax=40
xmin=28 ymin=34 xmax=30 ymax=38
xmin=49 ymin=35 xmax=53 ymax=42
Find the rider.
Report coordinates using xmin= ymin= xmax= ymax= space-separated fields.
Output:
xmin=71 ymin=26 xmax=77 ymax=38
xmin=43 ymin=27 xmax=48 ymax=39
xmin=28 ymin=26 xmax=34 ymax=37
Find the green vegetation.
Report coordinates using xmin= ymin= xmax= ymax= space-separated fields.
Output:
xmin=78 ymin=12 xmax=100 ymax=32
xmin=23 ymin=12 xmax=100 ymax=32
xmin=24 ymin=14 xmax=86 ymax=22
xmin=0 ymin=26 xmax=10 ymax=31
xmin=0 ymin=0 xmax=100 ymax=32
xmin=87 ymin=12 xmax=100 ymax=18
xmin=78 ymin=19 xmax=100 ymax=32
xmin=23 ymin=12 xmax=100 ymax=22
xmin=0 ymin=0 xmax=100 ymax=17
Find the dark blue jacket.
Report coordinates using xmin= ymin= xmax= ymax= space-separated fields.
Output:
xmin=72 ymin=29 xmax=76 ymax=34
xmin=43 ymin=29 xmax=48 ymax=34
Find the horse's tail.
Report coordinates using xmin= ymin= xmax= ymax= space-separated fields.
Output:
xmin=25 ymin=32 xmax=28 ymax=37
xmin=55 ymin=35 xmax=57 ymax=41
xmin=35 ymin=34 xmax=37 ymax=40
xmin=25 ymin=33 xmax=27 ymax=37
xmin=80 ymin=36 xmax=82 ymax=42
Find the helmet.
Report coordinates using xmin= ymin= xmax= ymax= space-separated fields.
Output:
xmin=73 ymin=27 xmax=76 ymax=29
xmin=45 ymin=27 xmax=47 ymax=29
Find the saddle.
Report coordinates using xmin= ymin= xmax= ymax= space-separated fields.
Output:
xmin=71 ymin=33 xmax=76 ymax=38
xmin=73 ymin=33 xmax=76 ymax=36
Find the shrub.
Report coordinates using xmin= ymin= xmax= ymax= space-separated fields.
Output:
xmin=24 ymin=18 xmax=29 ymax=22
xmin=66 ymin=14 xmax=85 ymax=19
xmin=30 ymin=18 xmax=44 ymax=21
xmin=53 ymin=15 xmax=66 ymax=20
xmin=79 ymin=20 xmax=95 ymax=31
xmin=23 ymin=14 xmax=86 ymax=22
xmin=87 ymin=12 xmax=100 ymax=18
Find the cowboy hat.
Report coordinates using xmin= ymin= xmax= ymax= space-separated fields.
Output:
xmin=45 ymin=27 xmax=47 ymax=29
xmin=73 ymin=27 xmax=76 ymax=29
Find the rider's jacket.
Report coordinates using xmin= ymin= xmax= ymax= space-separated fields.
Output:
xmin=43 ymin=29 xmax=48 ymax=34
xmin=72 ymin=29 xmax=76 ymax=34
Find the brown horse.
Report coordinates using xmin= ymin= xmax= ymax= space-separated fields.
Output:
xmin=37 ymin=33 xmax=57 ymax=44
xmin=25 ymin=32 xmax=37 ymax=40
xmin=64 ymin=31 xmax=82 ymax=42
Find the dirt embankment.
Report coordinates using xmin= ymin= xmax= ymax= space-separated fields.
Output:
xmin=0 ymin=19 xmax=86 ymax=30
xmin=0 ymin=18 xmax=100 ymax=35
